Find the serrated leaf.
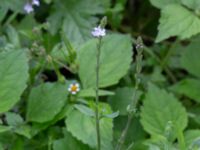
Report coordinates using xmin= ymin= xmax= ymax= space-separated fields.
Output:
xmin=149 ymin=0 xmax=181 ymax=9
xmin=27 ymin=82 xmax=67 ymax=123
xmin=140 ymin=83 xmax=188 ymax=139
xmin=156 ymin=4 xmax=200 ymax=42
xmin=78 ymin=34 xmax=132 ymax=88
xmin=181 ymin=39 xmax=200 ymax=78
xmin=0 ymin=50 xmax=29 ymax=113
xmin=65 ymin=103 xmax=113 ymax=150
xmin=48 ymin=0 xmax=104 ymax=44
xmin=108 ymin=87 xmax=141 ymax=115
xmin=171 ymin=78 xmax=200 ymax=103
xmin=53 ymin=130 xmax=92 ymax=150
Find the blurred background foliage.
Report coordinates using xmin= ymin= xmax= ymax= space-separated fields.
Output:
xmin=0 ymin=0 xmax=200 ymax=150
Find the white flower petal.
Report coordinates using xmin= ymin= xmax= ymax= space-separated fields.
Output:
xmin=24 ymin=3 xmax=34 ymax=14
xmin=32 ymin=0 xmax=40 ymax=6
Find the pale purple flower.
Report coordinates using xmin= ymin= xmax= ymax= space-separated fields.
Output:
xmin=24 ymin=2 xmax=34 ymax=14
xmin=91 ymin=26 xmax=106 ymax=38
xmin=32 ymin=0 xmax=40 ymax=6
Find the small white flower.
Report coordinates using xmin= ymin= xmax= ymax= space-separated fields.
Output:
xmin=91 ymin=26 xmax=106 ymax=38
xmin=32 ymin=0 xmax=40 ymax=6
xmin=24 ymin=3 xmax=34 ymax=14
xmin=68 ymin=83 xmax=80 ymax=95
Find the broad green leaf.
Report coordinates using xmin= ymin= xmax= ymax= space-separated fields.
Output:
xmin=27 ymin=82 xmax=68 ymax=123
xmin=53 ymin=130 xmax=92 ymax=150
xmin=184 ymin=130 xmax=200 ymax=149
xmin=48 ymin=0 xmax=104 ymax=44
xmin=78 ymin=89 xmax=114 ymax=97
xmin=65 ymin=103 xmax=113 ymax=150
xmin=181 ymin=40 xmax=200 ymax=78
xmin=171 ymin=78 xmax=200 ymax=103
xmin=108 ymin=87 xmax=141 ymax=115
xmin=78 ymin=34 xmax=132 ymax=88
xmin=0 ymin=50 xmax=28 ymax=113
xmin=5 ymin=25 xmax=20 ymax=48
xmin=149 ymin=0 xmax=181 ymax=8
xmin=156 ymin=4 xmax=200 ymax=42
xmin=140 ymin=83 xmax=188 ymax=139
xmin=113 ymin=116 xmax=146 ymax=149
xmin=181 ymin=0 xmax=200 ymax=10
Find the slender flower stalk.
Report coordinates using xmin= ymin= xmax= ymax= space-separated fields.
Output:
xmin=115 ymin=37 xmax=144 ymax=150
xmin=92 ymin=17 xmax=107 ymax=150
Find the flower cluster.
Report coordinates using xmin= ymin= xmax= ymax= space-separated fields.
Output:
xmin=24 ymin=0 xmax=40 ymax=14
xmin=68 ymin=83 xmax=80 ymax=95
xmin=91 ymin=26 xmax=106 ymax=38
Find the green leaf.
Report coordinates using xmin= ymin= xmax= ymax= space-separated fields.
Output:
xmin=181 ymin=0 xmax=200 ymax=10
xmin=5 ymin=112 xmax=24 ymax=127
xmin=184 ymin=130 xmax=200 ymax=149
xmin=27 ymin=82 xmax=68 ymax=123
xmin=74 ymin=104 xmax=95 ymax=117
xmin=0 ymin=125 xmax=11 ymax=133
xmin=181 ymin=39 xmax=200 ymax=78
xmin=108 ymin=87 xmax=141 ymax=115
xmin=78 ymin=88 xmax=114 ymax=98
xmin=102 ymin=111 xmax=119 ymax=119
xmin=0 ymin=6 xmax=7 ymax=22
xmin=48 ymin=0 xmax=104 ymax=44
xmin=78 ymin=34 xmax=132 ymax=88
xmin=0 ymin=50 xmax=29 ymax=113
xmin=65 ymin=103 xmax=113 ymax=150
xmin=149 ymin=0 xmax=181 ymax=9
xmin=156 ymin=4 xmax=200 ymax=42
xmin=140 ymin=83 xmax=188 ymax=139
xmin=171 ymin=78 xmax=200 ymax=103
xmin=53 ymin=130 xmax=92 ymax=150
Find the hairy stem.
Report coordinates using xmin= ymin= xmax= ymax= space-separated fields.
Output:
xmin=115 ymin=37 xmax=143 ymax=150
xmin=95 ymin=38 xmax=102 ymax=150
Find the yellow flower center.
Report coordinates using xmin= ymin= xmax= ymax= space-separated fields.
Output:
xmin=71 ymin=85 xmax=78 ymax=92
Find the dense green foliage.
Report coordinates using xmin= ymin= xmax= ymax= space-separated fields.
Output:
xmin=0 ymin=0 xmax=200 ymax=149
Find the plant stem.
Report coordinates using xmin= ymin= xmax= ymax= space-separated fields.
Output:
xmin=115 ymin=37 xmax=143 ymax=150
xmin=177 ymin=128 xmax=186 ymax=150
xmin=95 ymin=38 xmax=102 ymax=150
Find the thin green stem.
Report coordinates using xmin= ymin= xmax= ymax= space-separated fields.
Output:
xmin=95 ymin=38 xmax=102 ymax=150
xmin=177 ymin=128 xmax=186 ymax=150
xmin=115 ymin=37 xmax=143 ymax=150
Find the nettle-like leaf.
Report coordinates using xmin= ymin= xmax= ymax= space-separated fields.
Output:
xmin=171 ymin=78 xmax=200 ymax=103
xmin=65 ymin=103 xmax=113 ymax=150
xmin=78 ymin=34 xmax=132 ymax=88
xmin=108 ymin=87 xmax=142 ymax=116
xmin=48 ymin=0 xmax=104 ymax=44
xmin=181 ymin=39 xmax=200 ymax=78
xmin=140 ymin=83 xmax=188 ymax=139
xmin=27 ymin=82 xmax=68 ymax=123
xmin=184 ymin=130 xmax=200 ymax=149
xmin=53 ymin=130 xmax=92 ymax=150
xmin=149 ymin=0 xmax=181 ymax=9
xmin=0 ymin=50 xmax=29 ymax=113
xmin=156 ymin=4 xmax=200 ymax=42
